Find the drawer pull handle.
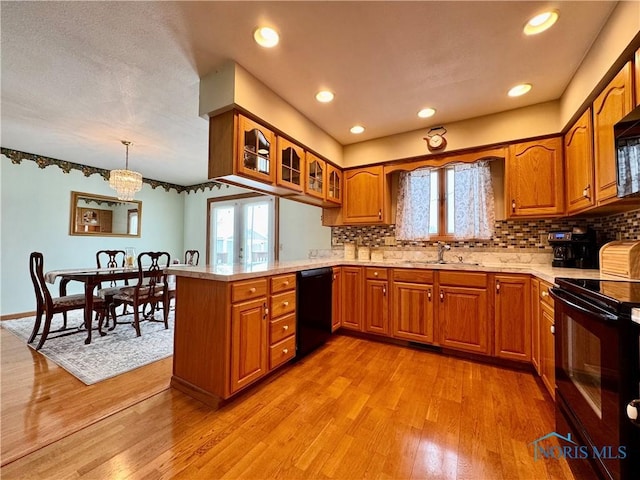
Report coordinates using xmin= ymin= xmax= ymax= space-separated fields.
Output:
xmin=541 ymin=291 xmax=549 ymax=297
xmin=374 ymin=271 xmax=379 ymax=277
xmin=249 ymin=287 xmax=256 ymax=293
xmin=283 ymin=325 xmax=289 ymax=331
xmin=283 ymin=281 xmax=289 ymax=286
xmin=283 ymin=348 xmax=289 ymax=354
xmin=283 ymin=301 xmax=289 ymax=307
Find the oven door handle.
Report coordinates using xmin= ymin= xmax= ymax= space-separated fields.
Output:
xmin=549 ymin=287 xmax=619 ymax=322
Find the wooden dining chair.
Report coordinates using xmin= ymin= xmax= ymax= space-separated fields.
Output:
xmin=167 ymin=249 xmax=200 ymax=309
xmin=96 ymin=249 xmax=130 ymax=330
xmin=111 ymin=251 xmax=171 ymax=337
xmin=28 ymin=252 xmax=107 ymax=350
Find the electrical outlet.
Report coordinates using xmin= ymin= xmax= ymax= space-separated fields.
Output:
xmin=384 ymin=236 xmax=397 ymax=246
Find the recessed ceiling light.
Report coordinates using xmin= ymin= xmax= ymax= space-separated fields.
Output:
xmin=508 ymin=83 xmax=532 ymax=97
xmin=524 ymin=10 xmax=559 ymax=35
xmin=350 ymin=125 xmax=365 ymax=134
xmin=253 ymin=27 xmax=279 ymax=48
xmin=315 ymin=90 xmax=334 ymax=103
xmin=418 ymin=108 xmax=436 ymax=118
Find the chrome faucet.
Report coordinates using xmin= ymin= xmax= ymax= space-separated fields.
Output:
xmin=436 ymin=242 xmax=450 ymax=263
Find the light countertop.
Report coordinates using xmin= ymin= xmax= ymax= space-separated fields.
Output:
xmin=167 ymin=258 xmax=634 ymax=285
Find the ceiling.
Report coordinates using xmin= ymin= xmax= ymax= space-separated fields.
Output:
xmin=1 ymin=1 xmax=617 ymax=186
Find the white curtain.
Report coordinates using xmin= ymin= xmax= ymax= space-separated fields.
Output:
xmin=453 ymin=161 xmax=495 ymax=239
xmin=396 ymin=167 xmax=431 ymax=240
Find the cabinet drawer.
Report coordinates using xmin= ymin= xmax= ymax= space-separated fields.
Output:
xmin=540 ymin=280 xmax=554 ymax=309
xmin=269 ymin=335 xmax=296 ymax=370
xmin=270 ymin=313 xmax=297 ymax=344
xmin=365 ymin=267 xmax=388 ymax=280
xmin=270 ymin=273 xmax=296 ymax=294
xmin=270 ymin=290 xmax=296 ymax=318
xmin=231 ymin=278 xmax=268 ymax=303
xmin=439 ymin=271 xmax=487 ymax=288
xmin=392 ymin=268 xmax=434 ymax=284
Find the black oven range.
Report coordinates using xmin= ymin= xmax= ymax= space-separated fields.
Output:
xmin=550 ymin=278 xmax=640 ymax=480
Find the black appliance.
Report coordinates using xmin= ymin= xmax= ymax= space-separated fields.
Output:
xmin=614 ymin=106 xmax=640 ymax=198
xmin=296 ymin=267 xmax=333 ymax=359
xmin=550 ymin=278 xmax=640 ymax=480
xmin=548 ymin=228 xmax=599 ymax=268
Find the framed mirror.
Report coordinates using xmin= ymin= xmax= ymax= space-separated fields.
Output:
xmin=69 ymin=191 xmax=142 ymax=237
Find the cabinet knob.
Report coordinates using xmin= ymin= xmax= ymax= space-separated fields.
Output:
xmin=583 ymin=184 xmax=591 ymax=199
xmin=283 ymin=348 xmax=289 ymax=354
xmin=440 ymin=290 xmax=444 ymax=302
xmin=283 ymin=301 xmax=289 ymax=307
xmin=627 ymin=399 xmax=640 ymax=425
xmin=283 ymin=325 xmax=289 ymax=331
xmin=541 ymin=291 xmax=549 ymax=297
xmin=378 ymin=209 xmax=382 ymax=220
xmin=496 ymin=280 xmax=501 ymax=294
xmin=283 ymin=281 xmax=289 ymax=286
xmin=249 ymin=287 xmax=256 ymax=293
xmin=511 ymin=199 xmax=516 ymax=213
xmin=428 ymin=289 xmax=432 ymax=301
xmin=550 ymin=325 xmax=555 ymax=334
xmin=374 ymin=271 xmax=379 ymax=276
xmin=383 ymin=286 xmax=386 ymax=296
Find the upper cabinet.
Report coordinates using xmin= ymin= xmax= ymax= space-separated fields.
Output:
xmin=593 ymin=61 xmax=634 ymax=206
xmin=237 ymin=114 xmax=276 ymax=184
xmin=276 ymin=137 xmax=304 ymax=192
xmin=506 ymin=137 xmax=564 ymax=218
xmin=564 ymin=108 xmax=595 ymax=215
xmin=326 ymin=164 xmax=343 ymax=205
xmin=306 ymin=153 xmax=326 ymax=200
xmin=636 ymin=48 xmax=640 ymax=108
xmin=343 ymin=166 xmax=390 ymax=224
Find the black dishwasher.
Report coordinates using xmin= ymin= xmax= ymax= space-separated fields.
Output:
xmin=296 ymin=267 xmax=333 ymax=358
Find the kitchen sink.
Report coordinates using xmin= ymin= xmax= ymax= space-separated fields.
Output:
xmin=400 ymin=259 xmax=479 ymax=266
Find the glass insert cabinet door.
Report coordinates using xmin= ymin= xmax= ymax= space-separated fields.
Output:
xmin=237 ymin=115 xmax=276 ymax=183
xmin=326 ymin=164 xmax=343 ymax=204
xmin=210 ymin=196 xmax=275 ymax=268
xmin=276 ymin=137 xmax=305 ymax=192
xmin=306 ymin=153 xmax=326 ymax=200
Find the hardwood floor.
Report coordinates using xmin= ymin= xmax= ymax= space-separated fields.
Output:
xmin=1 ymin=329 xmax=574 ymax=479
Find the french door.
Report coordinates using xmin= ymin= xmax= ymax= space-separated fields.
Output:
xmin=210 ymin=196 xmax=275 ymax=268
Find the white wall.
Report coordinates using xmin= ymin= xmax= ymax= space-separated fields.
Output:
xmin=1 ymin=155 xmax=185 ymax=315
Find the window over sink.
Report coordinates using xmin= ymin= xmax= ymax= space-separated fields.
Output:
xmin=395 ymin=161 xmax=497 ymax=241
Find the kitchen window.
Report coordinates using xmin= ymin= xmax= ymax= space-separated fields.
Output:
xmin=396 ymin=161 xmax=495 ymax=240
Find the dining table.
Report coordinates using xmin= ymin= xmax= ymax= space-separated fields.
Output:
xmin=44 ymin=264 xmax=187 ymax=345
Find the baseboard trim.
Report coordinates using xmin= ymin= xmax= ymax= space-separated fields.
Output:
xmin=1 ymin=311 xmax=36 ymax=321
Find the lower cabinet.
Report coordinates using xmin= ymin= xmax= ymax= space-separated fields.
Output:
xmin=391 ymin=269 xmax=434 ymax=343
xmin=341 ymin=266 xmax=363 ymax=331
xmin=331 ymin=267 xmax=342 ymax=331
xmin=531 ymin=278 xmax=541 ymax=374
xmin=438 ymin=272 xmax=490 ymax=355
xmin=494 ymin=274 xmax=531 ymax=362
xmin=364 ymin=268 xmax=389 ymax=335
xmin=268 ymin=273 xmax=297 ymax=371
xmin=230 ymin=296 xmax=268 ymax=394
xmin=539 ymin=281 xmax=556 ymax=399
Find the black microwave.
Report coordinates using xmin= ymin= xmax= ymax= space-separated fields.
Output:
xmin=614 ymin=106 xmax=640 ymax=198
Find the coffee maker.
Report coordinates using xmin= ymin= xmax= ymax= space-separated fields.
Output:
xmin=548 ymin=228 xmax=598 ymax=268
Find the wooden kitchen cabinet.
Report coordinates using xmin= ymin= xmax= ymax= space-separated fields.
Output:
xmin=593 ymin=61 xmax=634 ymax=205
xmin=230 ymin=296 xmax=268 ymax=394
xmin=326 ymin=164 xmax=343 ymax=205
xmin=539 ymin=280 xmax=555 ymax=399
xmin=341 ymin=266 xmax=363 ymax=331
xmin=276 ymin=137 xmax=304 ymax=192
xmin=364 ymin=268 xmax=389 ymax=336
xmin=343 ymin=166 xmax=390 ymax=224
xmin=494 ymin=274 xmax=531 ymax=362
xmin=332 ymin=267 xmax=342 ymax=331
xmin=268 ymin=273 xmax=296 ymax=371
xmin=564 ymin=108 xmax=596 ymax=214
xmin=306 ymin=152 xmax=326 ymax=200
xmin=391 ymin=269 xmax=434 ymax=344
xmin=506 ymin=137 xmax=564 ymax=218
xmin=438 ymin=272 xmax=490 ymax=355
xmin=236 ymin=114 xmax=276 ymax=184
xmin=636 ymin=48 xmax=640 ymax=107
xmin=531 ymin=278 xmax=541 ymax=375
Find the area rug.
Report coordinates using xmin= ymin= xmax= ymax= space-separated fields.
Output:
xmin=1 ymin=309 xmax=174 ymax=385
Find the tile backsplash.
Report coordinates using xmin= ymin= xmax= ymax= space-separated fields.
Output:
xmin=331 ymin=208 xmax=640 ymax=250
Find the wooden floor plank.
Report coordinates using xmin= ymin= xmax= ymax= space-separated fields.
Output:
xmin=1 ymin=333 xmax=575 ymax=480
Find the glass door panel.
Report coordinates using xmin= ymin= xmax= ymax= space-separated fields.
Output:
xmin=306 ymin=154 xmax=325 ymax=199
xmin=212 ymin=206 xmax=235 ymax=267
xmin=237 ymin=115 xmax=275 ymax=183
xmin=277 ymin=138 xmax=304 ymax=192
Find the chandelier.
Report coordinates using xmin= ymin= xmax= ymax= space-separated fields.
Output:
xmin=109 ymin=140 xmax=142 ymax=201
